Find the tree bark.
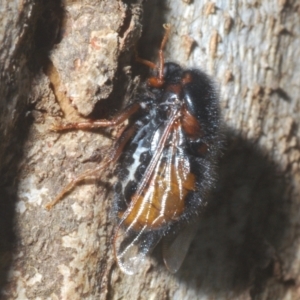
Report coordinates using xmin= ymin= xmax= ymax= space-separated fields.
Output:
xmin=1 ymin=0 xmax=300 ymax=299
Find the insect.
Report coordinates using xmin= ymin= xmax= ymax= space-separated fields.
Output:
xmin=46 ymin=24 xmax=221 ymax=275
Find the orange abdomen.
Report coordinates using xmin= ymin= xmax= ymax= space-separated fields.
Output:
xmin=119 ymin=161 xmax=196 ymax=231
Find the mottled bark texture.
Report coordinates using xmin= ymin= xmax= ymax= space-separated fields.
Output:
xmin=0 ymin=0 xmax=299 ymax=299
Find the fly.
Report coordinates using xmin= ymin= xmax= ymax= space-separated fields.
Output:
xmin=46 ymin=24 xmax=221 ymax=275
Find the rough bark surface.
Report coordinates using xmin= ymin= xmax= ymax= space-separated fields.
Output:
xmin=0 ymin=0 xmax=299 ymax=299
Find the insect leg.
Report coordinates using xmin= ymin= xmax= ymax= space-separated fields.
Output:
xmin=135 ymin=24 xmax=171 ymax=88
xmin=46 ymin=123 xmax=139 ymax=210
xmin=51 ymin=102 xmax=141 ymax=131
xmin=135 ymin=47 xmax=157 ymax=70
xmin=45 ymin=167 xmax=104 ymax=210
xmin=135 ymin=24 xmax=171 ymax=77
xmin=157 ymin=24 xmax=171 ymax=81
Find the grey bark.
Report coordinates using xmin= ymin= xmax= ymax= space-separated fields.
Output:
xmin=0 ymin=0 xmax=299 ymax=299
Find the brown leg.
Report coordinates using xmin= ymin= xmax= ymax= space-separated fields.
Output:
xmin=45 ymin=166 xmax=105 ymax=210
xmin=135 ymin=24 xmax=171 ymax=83
xmin=51 ymin=102 xmax=141 ymax=131
xmin=46 ymin=123 xmax=138 ymax=210
xmin=135 ymin=47 xmax=157 ymax=70
xmin=157 ymin=24 xmax=171 ymax=81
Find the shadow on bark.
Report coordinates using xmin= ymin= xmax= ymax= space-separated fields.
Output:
xmin=167 ymin=128 xmax=291 ymax=296
xmin=0 ymin=0 xmax=65 ymax=292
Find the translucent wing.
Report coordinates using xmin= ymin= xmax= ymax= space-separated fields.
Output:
xmin=114 ymin=111 xmax=198 ymax=274
xmin=162 ymin=220 xmax=199 ymax=273
xmin=114 ymin=225 xmax=162 ymax=275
